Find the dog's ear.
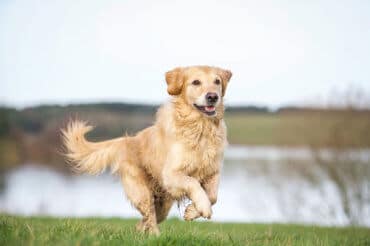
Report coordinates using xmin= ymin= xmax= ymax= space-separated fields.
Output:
xmin=218 ymin=68 xmax=232 ymax=96
xmin=165 ymin=67 xmax=184 ymax=96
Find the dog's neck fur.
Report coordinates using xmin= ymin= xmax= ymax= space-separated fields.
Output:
xmin=170 ymin=97 xmax=226 ymax=149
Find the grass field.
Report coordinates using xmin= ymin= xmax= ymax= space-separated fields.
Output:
xmin=225 ymin=111 xmax=370 ymax=147
xmin=1 ymin=215 xmax=369 ymax=246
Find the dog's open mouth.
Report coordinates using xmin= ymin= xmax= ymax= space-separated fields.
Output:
xmin=194 ymin=104 xmax=216 ymax=116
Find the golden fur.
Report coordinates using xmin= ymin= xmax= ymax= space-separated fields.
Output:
xmin=62 ymin=65 xmax=232 ymax=235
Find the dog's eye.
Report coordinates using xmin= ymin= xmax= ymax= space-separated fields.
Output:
xmin=192 ymin=80 xmax=201 ymax=86
xmin=214 ymin=79 xmax=221 ymax=85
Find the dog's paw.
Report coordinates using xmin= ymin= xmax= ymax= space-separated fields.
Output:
xmin=136 ymin=220 xmax=160 ymax=236
xmin=184 ymin=203 xmax=200 ymax=221
xmin=135 ymin=220 xmax=145 ymax=232
xmin=195 ymin=199 xmax=212 ymax=219
xmin=148 ymin=225 xmax=160 ymax=236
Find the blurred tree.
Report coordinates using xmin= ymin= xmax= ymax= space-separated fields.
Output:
xmin=309 ymin=86 xmax=370 ymax=225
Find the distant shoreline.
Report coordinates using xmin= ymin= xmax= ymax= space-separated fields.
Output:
xmin=1 ymin=103 xmax=369 ymax=172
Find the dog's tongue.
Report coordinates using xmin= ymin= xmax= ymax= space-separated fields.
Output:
xmin=205 ymin=106 xmax=215 ymax=112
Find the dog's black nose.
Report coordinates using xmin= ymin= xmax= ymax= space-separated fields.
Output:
xmin=206 ymin=93 xmax=219 ymax=104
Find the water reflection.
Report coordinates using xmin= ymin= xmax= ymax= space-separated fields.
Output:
xmin=0 ymin=146 xmax=369 ymax=227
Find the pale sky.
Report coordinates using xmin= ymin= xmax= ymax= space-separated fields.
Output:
xmin=1 ymin=0 xmax=370 ymax=109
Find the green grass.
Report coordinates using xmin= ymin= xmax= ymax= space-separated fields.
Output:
xmin=225 ymin=111 xmax=370 ymax=147
xmin=1 ymin=215 xmax=369 ymax=245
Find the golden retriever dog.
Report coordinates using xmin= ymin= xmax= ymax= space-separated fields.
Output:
xmin=62 ymin=65 xmax=232 ymax=235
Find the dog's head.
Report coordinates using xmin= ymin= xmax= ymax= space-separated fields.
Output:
xmin=165 ymin=66 xmax=232 ymax=117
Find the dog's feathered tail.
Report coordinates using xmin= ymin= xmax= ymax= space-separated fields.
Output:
xmin=61 ymin=120 xmax=125 ymax=175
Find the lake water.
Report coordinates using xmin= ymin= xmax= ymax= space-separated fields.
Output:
xmin=1 ymin=145 xmax=369 ymax=227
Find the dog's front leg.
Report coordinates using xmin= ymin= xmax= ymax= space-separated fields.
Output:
xmin=162 ymin=148 xmax=211 ymax=218
xmin=163 ymin=169 xmax=212 ymax=219
xmin=184 ymin=172 xmax=220 ymax=221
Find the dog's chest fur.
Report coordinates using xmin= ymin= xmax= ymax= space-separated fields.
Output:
xmin=175 ymin=116 xmax=227 ymax=181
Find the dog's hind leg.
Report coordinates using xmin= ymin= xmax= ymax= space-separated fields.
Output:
xmin=120 ymin=162 xmax=159 ymax=235
xmin=154 ymin=196 xmax=174 ymax=224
